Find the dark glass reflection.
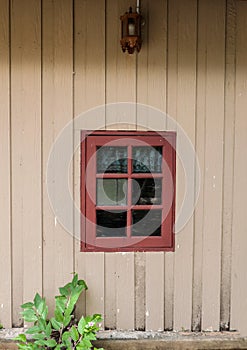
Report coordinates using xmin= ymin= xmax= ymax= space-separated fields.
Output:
xmin=132 ymin=210 xmax=162 ymax=236
xmin=97 ymin=179 xmax=127 ymax=206
xmin=97 ymin=146 xmax=128 ymax=173
xmin=96 ymin=210 xmax=127 ymax=237
xmin=132 ymin=146 xmax=162 ymax=173
xmin=132 ymin=178 xmax=162 ymax=205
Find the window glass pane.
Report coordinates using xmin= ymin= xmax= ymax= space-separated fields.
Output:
xmin=96 ymin=210 xmax=127 ymax=237
xmin=132 ymin=178 xmax=162 ymax=205
xmin=132 ymin=210 xmax=162 ymax=236
xmin=132 ymin=146 xmax=162 ymax=173
xmin=97 ymin=179 xmax=127 ymax=206
xmin=97 ymin=146 xmax=128 ymax=173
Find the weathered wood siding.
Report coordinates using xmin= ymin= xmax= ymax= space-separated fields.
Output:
xmin=0 ymin=0 xmax=247 ymax=334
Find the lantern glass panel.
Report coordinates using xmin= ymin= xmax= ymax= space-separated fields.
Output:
xmin=128 ymin=18 xmax=135 ymax=36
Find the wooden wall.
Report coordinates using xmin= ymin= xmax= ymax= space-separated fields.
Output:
xmin=0 ymin=0 xmax=247 ymax=334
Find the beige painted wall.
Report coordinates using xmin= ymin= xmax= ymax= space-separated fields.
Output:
xmin=0 ymin=0 xmax=247 ymax=334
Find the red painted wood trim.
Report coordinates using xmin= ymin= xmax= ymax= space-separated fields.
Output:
xmin=81 ymin=130 xmax=176 ymax=252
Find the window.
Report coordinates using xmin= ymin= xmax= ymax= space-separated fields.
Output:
xmin=81 ymin=131 xmax=176 ymax=252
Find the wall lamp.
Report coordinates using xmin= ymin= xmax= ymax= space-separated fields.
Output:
xmin=120 ymin=1 xmax=143 ymax=54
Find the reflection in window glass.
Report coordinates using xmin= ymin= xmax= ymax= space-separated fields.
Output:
xmin=97 ymin=146 xmax=128 ymax=173
xmin=132 ymin=210 xmax=162 ymax=236
xmin=97 ymin=179 xmax=127 ymax=206
xmin=132 ymin=178 xmax=162 ymax=205
xmin=132 ymin=146 xmax=162 ymax=173
xmin=96 ymin=210 xmax=127 ymax=237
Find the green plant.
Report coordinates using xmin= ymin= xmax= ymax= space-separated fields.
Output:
xmin=0 ymin=323 xmax=3 ymax=330
xmin=15 ymin=274 xmax=103 ymax=350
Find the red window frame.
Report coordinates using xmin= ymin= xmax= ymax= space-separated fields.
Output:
xmin=80 ymin=130 xmax=176 ymax=252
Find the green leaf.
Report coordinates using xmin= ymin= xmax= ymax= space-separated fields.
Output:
xmin=41 ymin=305 xmax=48 ymax=320
xmin=36 ymin=298 xmax=46 ymax=315
xmin=37 ymin=318 xmax=47 ymax=331
xmin=72 ymin=274 xmax=78 ymax=288
xmin=50 ymin=317 xmax=62 ymax=331
xmin=45 ymin=321 xmax=52 ymax=337
xmin=15 ymin=334 xmax=27 ymax=343
xmin=33 ymin=293 xmax=42 ymax=310
xmin=92 ymin=314 xmax=102 ymax=322
xmin=85 ymin=333 xmax=96 ymax=341
xmin=16 ymin=341 xmax=36 ymax=350
xmin=54 ymin=345 xmax=62 ymax=350
xmin=25 ymin=326 xmax=41 ymax=335
xmin=70 ymin=326 xmax=79 ymax=342
xmin=63 ymin=314 xmax=72 ymax=328
xmin=84 ymin=316 xmax=92 ymax=323
xmin=21 ymin=309 xmax=37 ymax=323
xmin=44 ymin=339 xmax=57 ymax=348
xmin=55 ymin=296 xmax=67 ymax=313
xmin=80 ymin=338 xmax=92 ymax=348
xmin=78 ymin=316 xmax=86 ymax=334
xmin=76 ymin=346 xmax=85 ymax=350
xmin=16 ymin=343 xmax=29 ymax=350
xmin=59 ymin=282 xmax=72 ymax=297
xmin=75 ymin=285 xmax=84 ymax=295
xmin=32 ymin=333 xmax=46 ymax=341
xmin=59 ymin=287 xmax=68 ymax=297
xmin=65 ymin=287 xmax=83 ymax=316
xmin=62 ymin=331 xmax=70 ymax=342
xmin=21 ymin=302 xmax=34 ymax=309
xmin=34 ymin=339 xmax=46 ymax=346
xmin=63 ymin=339 xmax=72 ymax=349
xmin=54 ymin=309 xmax=64 ymax=323
xmin=78 ymin=279 xmax=88 ymax=290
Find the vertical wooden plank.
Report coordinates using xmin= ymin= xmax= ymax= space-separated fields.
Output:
xmin=116 ymin=253 xmax=135 ymax=330
xmin=73 ymin=0 xmax=106 ymax=123
xmin=137 ymin=0 xmax=168 ymax=331
xmin=134 ymin=0 xmax=148 ymax=331
xmin=166 ymin=0 xmax=197 ymax=331
xmin=0 ymin=0 xmax=12 ymax=328
xmin=230 ymin=1 xmax=247 ymax=335
xmin=192 ymin=0 xmax=207 ymax=332
xmin=220 ymin=0 xmax=236 ymax=331
xmin=42 ymin=0 xmax=73 ymax=310
xmin=105 ymin=0 xmax=136 ymax=330
xmin=104 ymin=254 xmax=116 ymax=329
xmin=134 ymin=252 xmax=145 ymax=330
xmin=84 ymin=253 xmax=104 ymax=320
xmin=106 ymin=0 xmax=137 ymax=128
xmin=73 ymin=0 xmax=105 ymax=321
xmin=164 ymin=0 xmax=178 ymax=330
xmin=11 ymin=0 xmax=42 ymax=325
xmin=168 ymin=0 xmax=197 ymax=331
xmin=145 ymin=253 xmax=164 ymax=331
xmin=199 ymin=0 xmax=225 ymax=331
xmin=137 ymin=0 xmax=167 ymax=126
xmin=164 ymin=253 xmax=174 ymax=330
